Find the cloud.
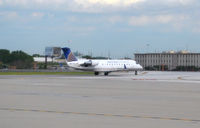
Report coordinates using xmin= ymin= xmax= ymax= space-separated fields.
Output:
xmin=129 ymin=16 xmax=149 ymax=26
xmin=31 ymin=12 xmax=44 ymax=18
xmin=66 ymin=16 xmax=78 ymax=22
xmin=190 ymin=19 xmax=200 ymax=33
xmin=192 ymin=27 xmax=200 ymax=33
xmin=0 ymin=0 xmax=3 ymax=5
xmin=164 ymin=0 xmax=195 ymax=6
xmin=128 ymin=14 xmax=189 ymax=26
xmin=4 ymin=0 xmax=66 ymax=6
xmin=75 ymin=0 xmax=145 ymax=7
xmin=67 ymin=26 xmax=95 ymax=32
xmin=108 ymin=16 xmax=123 ymax=24
xmin=1 ymin=0 xmax=198 ymax=13
xmin=155 ymin=15 xmax=173 ymax=24
xmin=1 ymin=0 xmax=200 ymax=33
xmin=0 ymin=11 xmax=18 ymax=19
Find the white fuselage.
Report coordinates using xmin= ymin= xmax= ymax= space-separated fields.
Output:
xmin=67 ymin=59 xmax=143 ymax=72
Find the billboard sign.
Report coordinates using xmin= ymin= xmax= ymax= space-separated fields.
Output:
xmin=45 ymin=47 xmax=61 ymax=57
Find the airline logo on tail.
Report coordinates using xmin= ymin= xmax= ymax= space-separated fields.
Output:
xmin=62 ymin=47 xmax=77 ymax=62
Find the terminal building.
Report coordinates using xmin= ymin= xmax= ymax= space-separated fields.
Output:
xmin=135 ymin=51 xmax=200 ymax=71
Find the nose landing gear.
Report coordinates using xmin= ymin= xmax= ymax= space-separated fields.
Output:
xmin=135 ymin=71 xmax=138 ymax=75
xmin=104 ymin=72 xmax=109 ymax=76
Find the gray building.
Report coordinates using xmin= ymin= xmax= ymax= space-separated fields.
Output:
xmin=135 ymin=51 xmax=200 ymax=70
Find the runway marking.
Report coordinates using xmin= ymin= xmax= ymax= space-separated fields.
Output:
xmin=141 ymin=72 xmax=148 ymax=75
xmin=122 ymin=115 xmax=133 ymax=117
xmin=0 ymin=108 xmax=200 ymax=123
xmin=132 ymin=78 xmax=157 ymax=81
xmin=103 ymin=114 xmax=113 ymax=117
xmin=178 ymin=77 xmax=183 ymax=80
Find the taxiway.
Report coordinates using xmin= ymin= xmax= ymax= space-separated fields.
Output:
xmin=0 ymin=71 xmax=200 ymax=128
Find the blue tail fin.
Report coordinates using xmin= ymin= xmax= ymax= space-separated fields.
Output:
xmin=62 ymin=47 xmax=77 ymax=62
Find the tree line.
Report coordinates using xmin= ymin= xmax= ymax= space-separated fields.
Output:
xmin=0 ymin=49 xmax=34 ymax=69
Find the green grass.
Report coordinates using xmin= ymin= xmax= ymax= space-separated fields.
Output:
xmin=0 ymin=72 xmax=94 ymax=75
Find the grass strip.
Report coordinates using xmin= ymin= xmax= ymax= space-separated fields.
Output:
xmin=0 ymin=72 xmax=93 ymax=75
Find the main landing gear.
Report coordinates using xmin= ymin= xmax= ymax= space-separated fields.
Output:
xmin=94 ymin=72 xmax=110 ymax=76
xmin=94 ymin=72 xmax=99 ymax=76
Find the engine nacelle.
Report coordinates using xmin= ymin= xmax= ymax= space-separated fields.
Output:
xmin=79 ymin=60 xmax=98 ymax=67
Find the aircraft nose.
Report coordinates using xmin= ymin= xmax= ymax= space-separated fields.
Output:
xmin=137 ymin=64 xmax=143 ymax=70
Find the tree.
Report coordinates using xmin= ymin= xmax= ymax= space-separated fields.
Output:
xmin=10 ymin=51 xmax=34 ymax=69
xmin=0 ymin=49 xmax=11 ymax=64
xmin=32 ymin=54 xmax=41 ymax=57
xmin=175 ymin=66 xmax=199 ymax=71
xmin=82 ymin=55 xmax=92 ymax=59
xmin=0 ymin=49 xmax=34 ymax=69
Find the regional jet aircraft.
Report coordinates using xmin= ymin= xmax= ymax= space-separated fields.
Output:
xmin=62 ymin=47 xmax=143 ymax=76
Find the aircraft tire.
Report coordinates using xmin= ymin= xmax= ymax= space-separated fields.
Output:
xmin=135 ymin=71 xmax=138 ymax=75
xmin=94 ymin=72 xmax=99 ymax=76
xmin=104 ymin=72 xmax=109 ymax=76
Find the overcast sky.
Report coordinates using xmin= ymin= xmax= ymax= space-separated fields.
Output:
xmin=0 ymin=0 xmax=200 ymax=58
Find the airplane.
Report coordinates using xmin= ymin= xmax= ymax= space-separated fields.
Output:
xmin=62 ymin=47 xmax=143 ymax=76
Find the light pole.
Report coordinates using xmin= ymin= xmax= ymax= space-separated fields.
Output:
xmin=146 ymin=44 xmax=150 ymax=53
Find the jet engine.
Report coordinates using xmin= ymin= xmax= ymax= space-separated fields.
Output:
xmin=79 ymin=60 xmax=98 ymax=67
